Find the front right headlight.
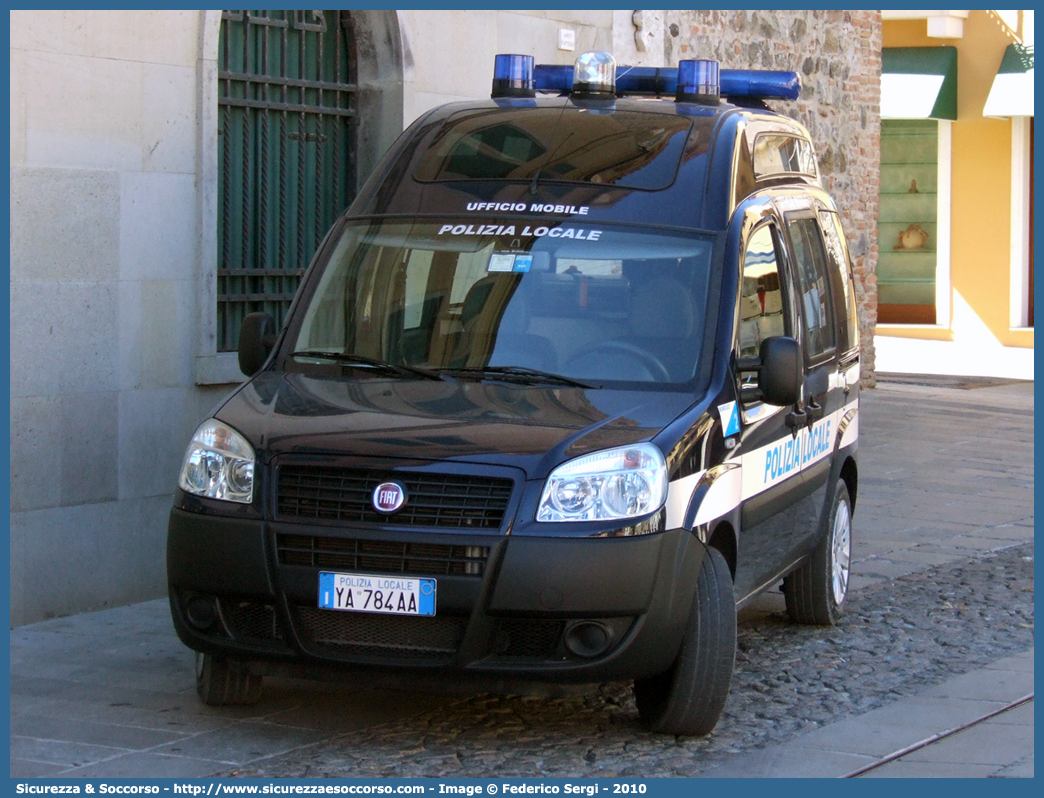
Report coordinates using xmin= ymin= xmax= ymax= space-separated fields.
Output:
xmin=537 ymin=442 xmax=668 ymax=523
xmin=178 ymin=419 xmax=255 ymax=504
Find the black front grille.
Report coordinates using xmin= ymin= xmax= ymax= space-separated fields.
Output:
xmin=278 ymin=534 xmax=490 ymax=577
xmin=296 ymin=606 xmax=467 ymax=660
xmin=492 ymin=619 xmax=564 ymax=659
xmin=221 ymin=600 xmax=285 ymax=645
xmin=277 ymin=466 xmax=513 ymax=529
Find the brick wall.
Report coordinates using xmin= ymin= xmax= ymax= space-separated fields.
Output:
xmin=666 ymin=10 xmax=881 ymax=385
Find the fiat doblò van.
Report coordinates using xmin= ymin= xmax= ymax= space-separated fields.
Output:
xmin=168 ymin=53 xmax=860 ymax=736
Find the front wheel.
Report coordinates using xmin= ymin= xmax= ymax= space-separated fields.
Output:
xmin=784 ymin=479 xmax=852 ymax=625
xmin=634 ymin=546 xmax=736 ymax=735
xmin=195 ymin=652 xmax=263 ymax=706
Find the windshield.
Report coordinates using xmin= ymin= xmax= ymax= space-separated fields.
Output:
xmin=285 ymin=219 xmax=715 ymax=386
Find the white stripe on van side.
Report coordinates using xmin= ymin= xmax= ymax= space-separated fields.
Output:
xmin=662 ymin=398 xmax=858 ymax=529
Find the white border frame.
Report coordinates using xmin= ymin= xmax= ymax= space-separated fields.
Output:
xmin=1009 ymin=116 xmax=1032 ymax=329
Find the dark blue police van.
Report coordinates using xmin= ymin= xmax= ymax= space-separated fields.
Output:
xmin=168 ymin=53 xmax=860 ymax=735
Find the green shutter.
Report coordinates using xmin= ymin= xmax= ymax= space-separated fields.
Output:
xmin=878 ymin=119 xmax=938 ymax=323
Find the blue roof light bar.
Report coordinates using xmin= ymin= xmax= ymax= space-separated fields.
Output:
xmin=720 ymin=70 xmax=801 ymax=101
xmin=533 ymin=63 xmax=573 ymax=93
xmin=527 ymin=57 xmax=801 ymax=101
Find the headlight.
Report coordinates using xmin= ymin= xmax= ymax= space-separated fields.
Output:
xmin=178 ymin=419 xmax=255 ymax=504
xmin=537 ymin=443 xmax=668 ymax=522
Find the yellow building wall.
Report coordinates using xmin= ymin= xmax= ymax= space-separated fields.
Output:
xmin=882 ymin=13 xmax=1033 ymax=348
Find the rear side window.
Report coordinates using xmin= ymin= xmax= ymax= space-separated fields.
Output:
xmin=819 ymin=211 xmax=860 ymax=355
xmin=786 ymin=217 xmax=835 ymax=360
xmin=753 ymin=134 xmax=817 ymax=180
xmin=738 ymin=224 xmax=787 ymax=375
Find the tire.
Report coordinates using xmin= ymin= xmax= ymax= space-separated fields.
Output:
xmin=634 ymin=546 xmax=736 ymax=735
xmin=784 ymin=479 xmax=852 ymax=625
xmin=195 ymin=652 xmax=263 ymax=706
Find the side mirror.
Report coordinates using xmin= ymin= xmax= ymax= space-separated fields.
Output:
xmin=758 ymin=336 xmax=800 ymax=407
xmin=238 ymin=312 xmax=277 ymax=377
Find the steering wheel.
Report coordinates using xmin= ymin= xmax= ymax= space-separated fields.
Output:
xmin=564 ymin=340 xmax=671 ymax=382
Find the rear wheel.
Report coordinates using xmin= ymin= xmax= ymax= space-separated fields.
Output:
xmin=634 ymin=546 xmax=736 ymax=735
xmin=784 ymin=479 xmax=852 ymax=625
xmin=195 ymin=652 xmax=262 ymax=706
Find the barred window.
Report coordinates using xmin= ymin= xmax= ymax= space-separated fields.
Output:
xmin=217 ymin=10 xmax=358 ymax=351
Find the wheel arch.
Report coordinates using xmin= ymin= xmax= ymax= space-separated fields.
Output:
xmin=839 ymin=456 xmax=858 ymax=511
xmin=706 ymin=520 xmax=737 ymax=581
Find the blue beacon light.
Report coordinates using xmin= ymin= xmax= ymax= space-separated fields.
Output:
xmin=676 ymin=59 xmax=720 ymax=103
xmin=491 ymin=54 xmax=535 ymax=98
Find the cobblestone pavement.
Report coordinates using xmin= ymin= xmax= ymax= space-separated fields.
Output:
xmin=11 ymin=380 xmax=1034 ymax=778
xmin=229 ymin=542 xmax=1034 ymax=778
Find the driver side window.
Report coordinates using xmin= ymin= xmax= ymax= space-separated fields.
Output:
xmin=738 ymin=224 xmax=788 ymax=388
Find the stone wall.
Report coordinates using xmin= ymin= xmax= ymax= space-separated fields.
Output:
xmin=665 ymin=10 xmax=882 ymax=385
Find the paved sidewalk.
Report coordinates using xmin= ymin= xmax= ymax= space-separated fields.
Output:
xmin=10 ymin=378 xmax=1034 ymax=778
xmin=697 ymin=649 xmax=1034 ymax=778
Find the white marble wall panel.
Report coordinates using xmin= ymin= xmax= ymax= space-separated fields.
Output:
xmin=541 ymin=10 xmax=614 ymax=28
xmin=495 ymin=11 xmax=611 ymax=66
xmin=9 ymin=10 xmax=91 ymax=57
xmin=10 ymin=281 xmax=63 ymax=398
xmin=85 ymin=10 xmax=198 ymax=67
xmin=10 ymin=281 xmax=119 ymax=398
xmin=59 ymin=390 xmax=120 ymax=506
xmin=400 ymin=10 xmax=498 ymax=123
xmin=10 ymin=46 xmax=26 ymax=163
xmin=142 ymin=63 xmax=197 ymax=175
xmin=10 ymin=166 xmax=120 ymax=283
xmin=119 ymin=172 xmax=196 ymax=282
xmin=9 ymin=495 xmax=171 ymax=626
xmin=118 ymin=387 xmax=194 ymax=500
xmin=24 ymin=50 xmax=144 ymax=171
xmin=117 ymin=279 xmax=143 ymax=392
xmin=139 ymin=280 xmax=193 ymax=390
xmin=9 ymin=395 xmax=64 ymax=512
xmin=9 ymin=391 xmax=120 ymax=511
xmin=400 ymin=10 xmax=614 ymax=125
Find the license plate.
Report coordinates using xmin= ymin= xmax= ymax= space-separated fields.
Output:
xmin=318 ymin=572 xmax=436 ymax=616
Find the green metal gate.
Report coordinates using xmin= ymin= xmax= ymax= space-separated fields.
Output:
xmin=217 ymin=10 xmax=357 ymax=351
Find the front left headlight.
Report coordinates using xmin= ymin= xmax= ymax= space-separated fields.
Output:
xmin=178 ymin=419 xmax=255 ymax=504
xmin=537 ymin=442 xmax=668 ymax=522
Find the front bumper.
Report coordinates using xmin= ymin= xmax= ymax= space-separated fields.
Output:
xmin=167 ymin=507 xmax=704 ymax=682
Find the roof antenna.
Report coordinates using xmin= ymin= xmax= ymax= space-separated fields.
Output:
xmin=530 ymin=101 xmax=572 ymax=195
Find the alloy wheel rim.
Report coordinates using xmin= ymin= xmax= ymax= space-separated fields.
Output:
xmin=831 ymin=501 xmax=851 ymax=606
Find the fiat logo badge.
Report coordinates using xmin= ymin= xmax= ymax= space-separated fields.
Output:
xmin=372 ymin=481 xmax=407 ymax=514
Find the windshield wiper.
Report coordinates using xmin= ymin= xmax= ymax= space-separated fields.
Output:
xmin=289 ymin=351 xmax=448 ymax=382
xmin=436 ymin=365 xmax=597 ymax=389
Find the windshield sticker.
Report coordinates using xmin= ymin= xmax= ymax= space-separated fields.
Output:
xmin=487 ymin=253 xmax=533 ymax=273
xmin=466 ymin=202 xmax=590 ymax=215
xmin=438 ymin=223 xmax=602 ymax=241
xmin=488 ymin=253 xmax=515 ymax=272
